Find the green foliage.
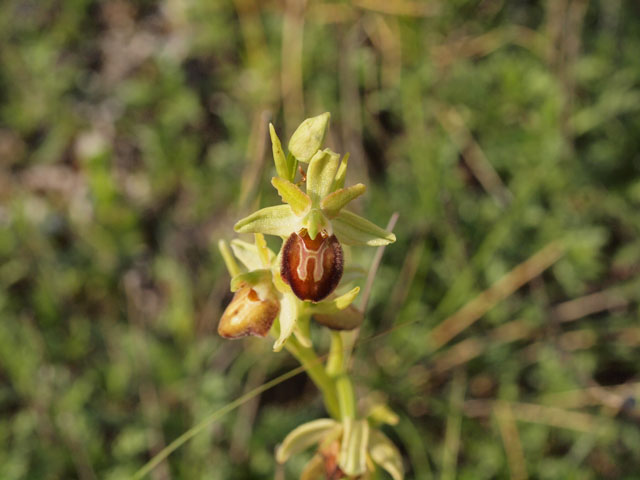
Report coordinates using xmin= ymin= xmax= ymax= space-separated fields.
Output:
xmin=2 ymin=0 xmax=640 ymax=478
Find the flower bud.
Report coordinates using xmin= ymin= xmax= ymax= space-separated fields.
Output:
xmin=288 ymin=112 xmax=330 ymax=163
xmin=218 ymin=283 xmax=279 ymax=338
xmin=281 ymin=229 xmax=343 ymax=302
xmin=313 ymin=305 xmax=363 ymax=330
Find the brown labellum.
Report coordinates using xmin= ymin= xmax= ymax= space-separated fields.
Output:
xmin=281 ymin=229 xmax=344 ymax=302
xmin=218 ymin=284 xmax=280 ymax=338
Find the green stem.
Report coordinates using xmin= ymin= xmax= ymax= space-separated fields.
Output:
xmin=285 ymin=336 xmax=341 ymax=419
xmin=336 ymin=375 xmax=356 ymax=419
xmin=327 ymin=331 xmax=356 ymax=420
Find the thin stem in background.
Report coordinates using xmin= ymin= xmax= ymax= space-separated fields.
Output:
xmin=360 ymin=212 xmax=399 ymax=313
xmin=130 ymin=365 xmax=308 ymax=480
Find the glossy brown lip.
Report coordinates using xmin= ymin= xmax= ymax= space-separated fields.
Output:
xmin=281 ymin=229 xmax=344 ymax=302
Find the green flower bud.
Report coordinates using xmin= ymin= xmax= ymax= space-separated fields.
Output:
xmin=288 ymin=112 xmax=331 ymax=163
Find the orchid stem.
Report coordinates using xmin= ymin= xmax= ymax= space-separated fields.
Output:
xmin=285 ymin=336 xmax=341 ymax=419
xmin=327 ymin=331 xmax=356 ymax=420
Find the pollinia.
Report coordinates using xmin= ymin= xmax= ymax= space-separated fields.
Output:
xmin=218 ymin=113 xmax=404 ymax=479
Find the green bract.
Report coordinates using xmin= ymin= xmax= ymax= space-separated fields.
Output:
xmin=234 ymin=116 xmax=396 ymax=246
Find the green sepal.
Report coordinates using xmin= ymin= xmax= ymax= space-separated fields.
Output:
xmin=269 ymin=123 xmax=294 ymax=181
xmin=331 ymin=152 xmax=350 ymax=192
xmin=218 ymin=240 xmax=242 ymax=277
xmin=321 ymin=183 xmax=366 ymax=218
xmin=271 ymin=177 xmax=311 ymax=216
xmin=234 ymin=205 xmax=300 ymax=237
xmin=230 ymin=239 xmax=264 ymax=271
xmin=339 ymin=418 xmax=370 ymax=476
xmin=229 ymin=269 xmax=272 ymax=292
xmin=332 ymin=210 xmax=396 ymax=246
xmin=275 ymin=418 xmax=340 ymax=463
xmin=369 ymin=430 xmax=404 ymax=480
xmin=288 ymin=112 xmax=330 ymax=163
xmin=306 ymin=148 xmax=340 ymax=204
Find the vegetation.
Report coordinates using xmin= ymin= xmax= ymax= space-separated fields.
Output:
xmin=1 ymin=0 xmax=640 ymax=478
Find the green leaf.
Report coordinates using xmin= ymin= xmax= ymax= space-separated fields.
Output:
xmin=307 ymin=149 xmax=340 ymax=204
xmin=288 ymin=112 xmax=330 ymax=162
xmin=321 ymin=183 xmax=366 ymax=218
xmin=269 ymin=123 xmax=293 ymax=181
xmin=234 ymin=205 xmax=300 ymax=237
xmin=271 ymin=177 xmax=311 ymax=216
xmin=332 ymin=210 xmax=396 ymax=246
xmin=339 ymin=418 xmax=370 ymax=476
xmin=273 ymin=293 xmax=298 ymax=352
xmin=276 ymin=418 xmax=340 ymax=464
xmin=331 ymin=153 xmax=350 ymax=192
xmin=369 ymin=430 xmax=404 ymax=480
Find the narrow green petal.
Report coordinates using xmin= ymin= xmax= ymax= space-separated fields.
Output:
xmin=307 ymin=148 xmax=340 ymax=205
xmin=321 ymin=183 xmax=366 ymax=218
xmin=369 ymin=430 xmax=404 ymax=480
xmin=275 ymin=418 xmax=340 ymax=464
xmin=271 ymin=177 xmax=311 ymax=216
xmin=288 ymin=112 xmax=330 ymax=163
xmin=254 ymin=233 xmax=271 ymax=267
xmin=332 ymin=210 xmax=396 ymax=246
xmin=234 ymin=205 xmax=300 ymax=237
xmin=230 ymin=239 xmax=263 ymax=271
xmin=218 ymin=240 xmax=242 ymax=277
xmin=339 ymin=418 xmax=370 ymax=476
xmin=269 ymin=123 xmax=293 ymax=181
xmin=273 ymin=293 xmax=297 ymax=352
xmin=331 ymin=152 xmax=350 ymax=192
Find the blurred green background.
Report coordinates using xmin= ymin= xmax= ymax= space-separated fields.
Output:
xmin=2 ymin=0 xmax=640 ymax=478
